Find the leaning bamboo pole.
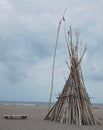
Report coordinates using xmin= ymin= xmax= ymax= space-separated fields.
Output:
xmin=48 ymin=9 xmax=67 ymax=111
xmin=48 ymin=19 xmax=60 ymax=111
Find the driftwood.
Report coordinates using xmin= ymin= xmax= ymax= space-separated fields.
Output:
xmin=45 ymin=26 xmax=100 ymax=125
xmin=4 ymin=115 xmax=28 ymax=119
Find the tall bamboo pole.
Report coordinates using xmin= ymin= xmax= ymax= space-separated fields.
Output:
xmin=48 ymin=9 xmax=67 ymax=111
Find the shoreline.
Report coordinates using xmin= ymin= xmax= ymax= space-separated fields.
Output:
xmin=0 ymin=104 xmax=102 ymax=130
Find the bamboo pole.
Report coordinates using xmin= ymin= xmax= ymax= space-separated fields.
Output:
xmin=48 ymin=9 xmax=67 ymax=111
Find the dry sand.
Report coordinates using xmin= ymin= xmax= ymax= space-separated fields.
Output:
xmin=0 ymin=104 xmax=103 ymax=130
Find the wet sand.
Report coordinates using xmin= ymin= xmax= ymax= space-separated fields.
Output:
xmin=0 ymin=104 xmax=103 ymax=130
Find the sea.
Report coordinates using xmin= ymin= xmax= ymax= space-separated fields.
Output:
xmin=0 ymin=101 xmax=50 ymax=106
xmin=0 ymin=101 xmax=102 ymax=107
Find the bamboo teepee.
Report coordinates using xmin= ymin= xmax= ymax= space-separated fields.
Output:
xmin=45 ymin=26 xmax=100 ymax=125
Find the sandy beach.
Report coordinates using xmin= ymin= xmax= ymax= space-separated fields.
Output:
xmin=0 ymin=104 xmax=103 ymax=130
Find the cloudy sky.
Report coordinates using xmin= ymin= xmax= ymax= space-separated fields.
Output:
xmin=0 ymin=0 xmax=103 ymax=103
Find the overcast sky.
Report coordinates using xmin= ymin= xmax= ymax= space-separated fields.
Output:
xmin=0 ymin=0 xmax=103 ymax=103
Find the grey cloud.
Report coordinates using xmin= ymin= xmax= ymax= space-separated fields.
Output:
xmin=0 ymin=0 xmax=103 ymax=102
